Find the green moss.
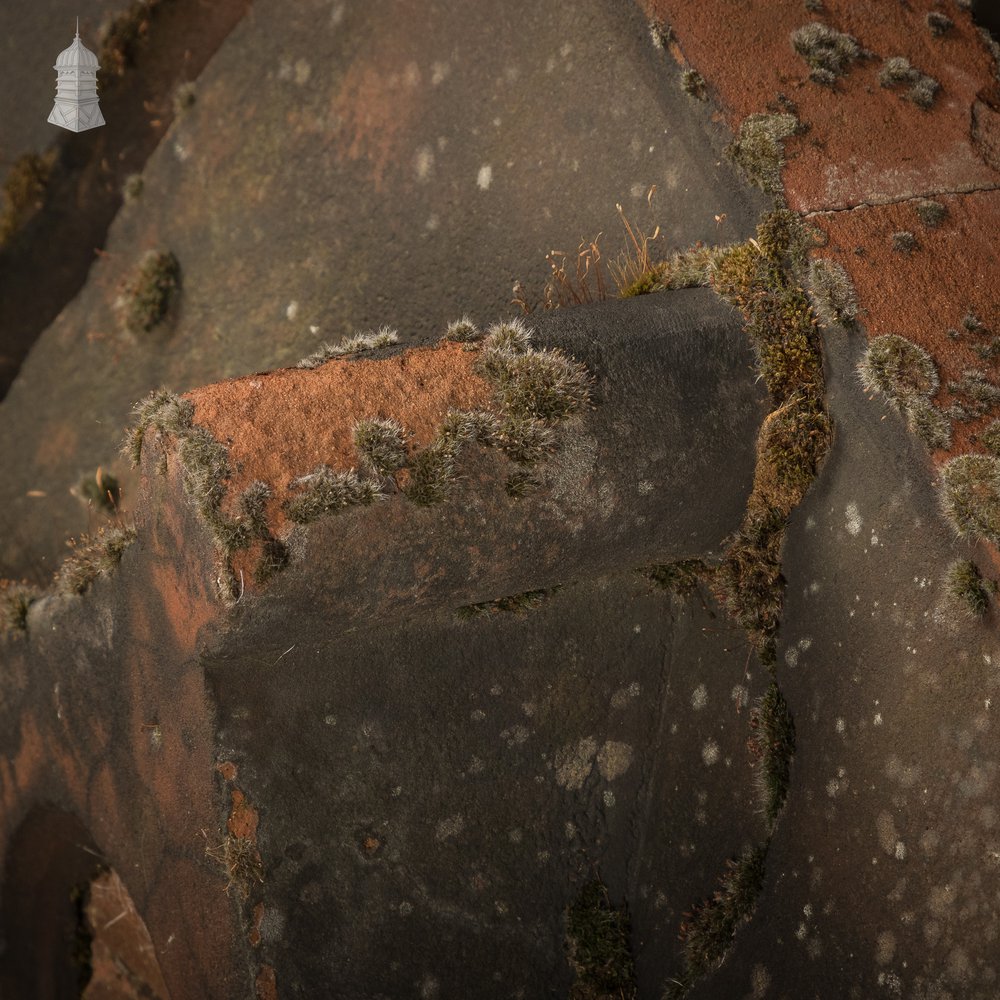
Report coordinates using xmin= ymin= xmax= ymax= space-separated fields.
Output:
xmin=669 ymin=846 xmax=768 ymax=997
xmin=940 ymin=454 xmax=1000 ymax=545
xmin=119 ymin=250 xmax=181 ymax=334
xmin=680 ymin=69 xmax=707 ymax=100
xmin=915 ymin=199 xmax=947 ymax=228
xmin=296 ymin=327 xmax=399 ymax=369
xmin=354 ymin=418 xmax=407 ymax=477
xmin=481 ymin=347 xmax=591 ymax=422
xmin=943 ymin=558 xmax=993 ymax=619
xmin=0 ymin=152 xmax=52 ymax=245
xmin=879 ymin=57 xmax=940 ymax=108
xmin=565 ymin=881 xmax=636 ymax=1000
xmin=99 ymin=0 xmax=160 ymax=79
xmin=255 ymin=539 xmax=290 ymax=586
xmin=443 ymin=316 xmax=481 ymax=342
xmin=905 ymin=396 xmax=952 ymax=451
xmin=807 ymin=258 xmax=857 ymax=327
xmin=857 ymin=334 xmax=938 ymax=407
xmin=790 ymin=22 xmax=861 ymax=84
xmin=762 ymin=395 xmax=831 ymax=502
xmin=495 ymin=415 xmax=556 ymax=464
xmin=726 ymin=113 xmax=798 ymax=193
xmin=124 ymin=389 xmax=195 ymax=466
xmin=457 ymin=588 xmax=555 ymax=619
xmin=980 ymin=419 xmax=1000 ymax=455
xmin=642 ymin=559 xmax=711 ymax=598
xmin=402 ymin=442 xmax=457 ymax=506
xmin=619 ymin=270 xmax=660 ymax=298
xmin=285 ymin=466 xmax=384 ymax=523
xmin=505 ymin=469 xmax=540 ymax=499
xmin=55 ymin=526 xmax=137 ymax=597
xmin=0 ymin=582 xmax=42 ymax=634
xmin=926 ymin=11 xmax=953 ymax=36
xmin=748 ymin=682 xmax=795 ymax=828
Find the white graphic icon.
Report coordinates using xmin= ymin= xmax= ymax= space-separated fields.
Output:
xmin=48 ymin=18 xmax=105 ymax=132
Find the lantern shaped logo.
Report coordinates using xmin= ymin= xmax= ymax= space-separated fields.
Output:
xmin=48 ymin=19 xmax=105 ymax=132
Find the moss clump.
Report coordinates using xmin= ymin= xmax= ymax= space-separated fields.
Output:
xmin=55 ymin=526 xmax=137 ymax=597
xmin=443 ymin=316 xmax=481 ymax=342
xmin=295 ymin=327 xmax=399 ymax=369
xmin=940 ymin=454 xmax=1000 ymax=545
xmin=78 ymin=469 xmax=121 ymax=512
xmin=906 ymin=396 xmax=952 ymax=450
xmin=123 ymin=388 xmax=195 ymax=466
xmin=926 ymin=11 xmax=953 ymax=36
xmin=0 ymin=582 xmax=42 ymax=635
xmin=505 ymin=469 xmax=540 ymax=499
xmin=680 ymin=69 xmax=707 ymax=99
xmin=748 ymin=682 xmax=796 ymax=829
xmin=790 ymin=22 xmax=861 ymax=84
xmin=891 ymin=231 xmax=918 ymax=254
xmin=438 ymin=409 xmax=500 ymax=447
xmin=0 ymin=152 xmax=52 ymax=246
xmin=172 ymin=81 xmax=196 ymax=116
xmin=254 ymin=539 xmax=290 ymax=586
xmin=565 ymin=881 xmax=637 ymax=1000
xmin=206 ymin=835 xmax=264 ymax=901
xmin=857 ymin=334 xmax=938 ymax=407
xmin=669 ymin=846 xmax=767 ymax=997
xmin=947 ymin=370 xmax=1000 ymax=422
xmin=480 ymin=346 xmax=591 ymax=422
xmin=285 ymin=467 xmax=384 ymax=523
xmin=726 ymin=113 xmax=799 ymax=194
xmin=643 ymin=559 xmax=711 ymax=599
xmin=915 ymin=199 xmax=947 ymax=228
xmin=979 ymin=419 xmax=1000 ymax=455
xmin=879 ymin=57 xmax=940 ymax=108
xmin=119 ymin=250 xmax=181 ymax=335
xmin=807 ymin=258 xmax=857 ymax=327
xmin=99 ymin=0 xmax=161 ymax=79
xmin=943 ymin=558 xmax=993 ymax=619
xmin=402 ymin=442 xmax=457 ymax=506
xmin=457 ymin=588 xmax=554 ymax=618
xmin=709 ymin=213 xmax=830 ymax=659
xmin=122 ymin=173 xmax=144 ymax=203
xmin=495 ymin=415 xmax=556 ymax=465
xmin=354 ymin=418 xmax=407 ymax=478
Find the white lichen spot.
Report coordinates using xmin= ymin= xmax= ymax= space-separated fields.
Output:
xmin=414 ymin=145 xmax=434 ymax=181
xmin=845 ymin=502 xmax=862 ymax=536
xmin=564 ymin=821 xmax=576 ymax=840
xmin=795 ymin=922 xmax=808 ymax=941
xmin=521 ymin=701 xmax=537 ymax=717
xmin=691 ymin=684 xmax=708 ymax=710
xmin=430 ymin=61 xmax=449 ymax=85
xmin=826 ymin=779 xmax=840 ymax=798
xmin=294 ymin=59 xmax=311 ymax=85
xmin=894 ymin=841 xmax=906 ymax=860
xmin=508 ymin=828 xmax=522 ymax=844
xmin=495 ymin=900 xmax=508 ymax=916
xmin=876 ymin=811 xmax=898 ymax=856
xmin=420 ymin=975 xmax=440 ymax=999
xmin=425 ymin=214 xmax=440 ymax=232
xmin=477 ymin=164 xmax=493 ymax=190
xmin=597 ymin=741 xmax=634 ymax=781
xmin=611 ymin=682 xmax=641 ymax=709
xmin=286 ymin=301 xmax=299 ymax=321
xmin=835 ymin=718 xmax=845 ymax=734
xmin=554 ymin=737 xmax=597 ymax=790
xmin=500 ymin=725 xmax=530 ymax=748
xmin=785 ymin=646 xmax=800 ymax=668
xmin=490 ymin=684 xmax=502 ymax=696
xmin=404 ymin=62 xmax=420 ymax=87
xmin=702 ymin=739 xmax=720 ymax=766
xmin=324 ymin=714 xmax=337 ymax=727
xmin=435 ymin=814 xmax=464 ymax=842
xmin=470 ymin=709 xmax=486 ymax=722
xmin=399 ymin=900 xmax=413 ymax=916
xmin=637 ymin=479 xmax=654 ymax=495
xmin=603 ymin=790 xmax=616 ymax=807
xmin=731 ymin=685 xmax=749 ymax=710
xmin=874 ymin=712 xmax=883 ymax=727
xmin=173 ymin=141 xmax=190 ymax=162
xmin=751 ymin=964 xmax=771 ymax=999
xmin=560 ymin=42 xmax=572 ymax=58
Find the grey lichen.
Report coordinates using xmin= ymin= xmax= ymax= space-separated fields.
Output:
xmin=726 ymin=113 xmax=799 ymax=193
